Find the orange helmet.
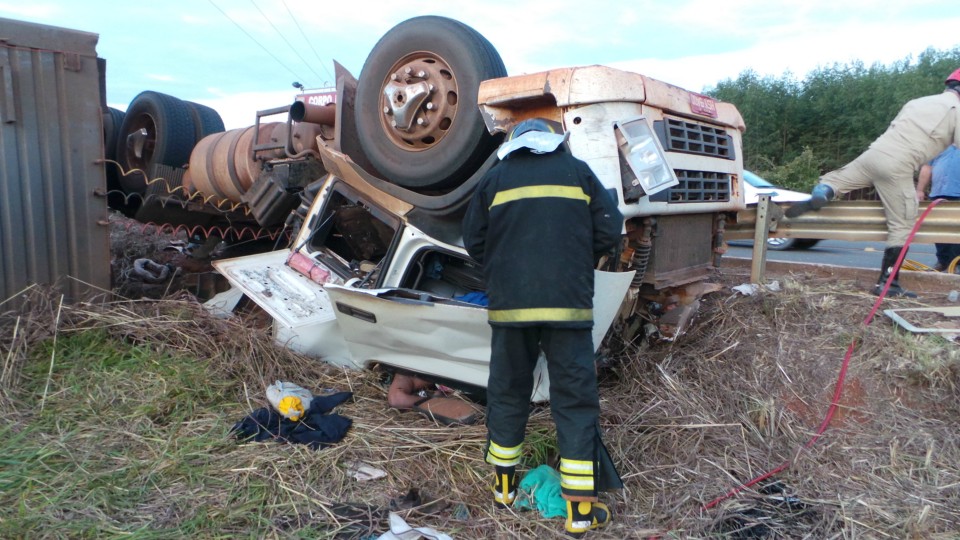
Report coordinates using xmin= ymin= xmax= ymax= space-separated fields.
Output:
xmin=946 ymin=68 xmax=960 ymax=84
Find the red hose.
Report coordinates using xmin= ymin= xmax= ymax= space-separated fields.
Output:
xmin=703 ymin=198 xmax=944 ymax=510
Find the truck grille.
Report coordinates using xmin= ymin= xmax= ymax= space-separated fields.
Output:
xmin=654 ymin=118 xmax=735 ymax=160
xmin=649 ymin=170 xmax=731 ymax=203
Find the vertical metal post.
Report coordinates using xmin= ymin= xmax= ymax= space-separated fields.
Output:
xmin=750 ymin=194 xmax=773 ymax=283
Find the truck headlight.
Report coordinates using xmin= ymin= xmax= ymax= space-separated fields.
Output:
xmin=615 ymin=116 xmax=679 ymax=199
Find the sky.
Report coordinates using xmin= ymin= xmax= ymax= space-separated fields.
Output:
xmin=2 ymin=1 xmax=959 ymax=130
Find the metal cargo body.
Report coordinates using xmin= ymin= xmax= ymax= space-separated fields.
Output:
xmin=0 ymin=18 xmax=109 ymax=302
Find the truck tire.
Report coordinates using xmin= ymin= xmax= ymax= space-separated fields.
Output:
xmin=115 ymin=91 xmax=197 ymax=195
xmin=185 ymin=100 xmax=226 ymax=140
xmin=103 ymin=106 xmax=125 ymax=160
xmin=102 ymin=106 xmax=136 ymax=215
xmin=355 ymin=16 xmax=507 ymax=190
xmin=103 ymin=106 xmax=125 ymax=180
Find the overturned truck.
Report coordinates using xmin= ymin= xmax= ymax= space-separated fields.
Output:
xmin=145 ymin=17 xmax=746 ymax=400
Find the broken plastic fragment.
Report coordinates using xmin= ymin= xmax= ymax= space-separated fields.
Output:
xmin=732 ymin=283 xmax=759 ymax=296
xmin=347 ymin=461 xmax=388 ymax=482
xmin=377 ymin=512 xmax=453 ymax=540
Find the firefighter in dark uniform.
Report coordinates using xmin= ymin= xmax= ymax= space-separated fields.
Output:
xmin=462 ymin=118 xmax=624 ymax=537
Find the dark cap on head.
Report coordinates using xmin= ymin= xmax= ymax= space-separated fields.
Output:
xmin=507 ymin=118 xmax=564 ymax=141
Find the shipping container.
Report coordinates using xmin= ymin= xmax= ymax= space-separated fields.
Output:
xmin=0 ymin=17 xmax=109 ymax=303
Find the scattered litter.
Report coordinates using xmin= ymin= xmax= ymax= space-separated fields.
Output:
xmin=231 ymin=391 xmax=353 ymax=450
xmin=203 ymin=287 xmax=244 ymax=318
xmin=712 ymin=481 xmax=819 ymax=537
xmin=163 ymin=240 xmax=189 ymax=253
xmin=376 ymin=512 xmax=452 ymax=540
xmin=329 ymin=503 xmax=384 ymax=538
xmin=132 ymin=258 xmax=172 ymax=283
xmin=949 ymin=290 xmax=959 ymax=302
xmin=514 ymin=464 xmax=567 ymax=518
xmin=388 ymin=488 xmax=448 ymax=515
xmin=266 ymin=380 xmax=314 ymax=421
xmin=732 ymin=281 xmax=780 ymax=296
xmin=450 ymin=503 xmax=470 ymax=521
xmin=347 ymin=461 xmax=388 ymax=482
xmin=732 ymin=283 xmax=760 ymax=296
xmin=884 ymin=306 xmax=960 ymax=339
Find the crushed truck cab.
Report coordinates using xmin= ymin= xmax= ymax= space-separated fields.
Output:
xmin=213 ymin=142 xmax=634 ymax=401
xmin=210 ymin=17 xmax=747 ymax=399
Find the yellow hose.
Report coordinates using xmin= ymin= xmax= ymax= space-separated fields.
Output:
xmin=904 ymin=255 xmax=960 ymax=273
xmin=900 ymin=259 xmax=935 ymax=271
xmin=948 ymin=256 xmax=960 ymax=274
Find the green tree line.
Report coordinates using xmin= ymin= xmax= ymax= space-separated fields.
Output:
xmin=706 ymin=47 xmax=960 ymax=193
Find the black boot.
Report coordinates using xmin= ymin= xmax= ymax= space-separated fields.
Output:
xmin=492 ymin=465 xmax=517 ymax=508
xmin=565 ymin=500 xmax=611 ymax=537
xmin=872 ymin=246 xmax=917 ymax=298
xmin=785 ymin=184 xmax=834 ymax=217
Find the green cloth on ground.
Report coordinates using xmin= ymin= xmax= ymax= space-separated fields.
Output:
xmin=514 ymin=465 xmax=567 ymax=518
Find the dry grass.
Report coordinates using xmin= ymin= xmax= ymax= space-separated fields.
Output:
xmin=2 ymin=236 xmax=960 ymax=538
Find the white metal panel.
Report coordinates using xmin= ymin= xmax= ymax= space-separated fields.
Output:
xmin=327 ymin=270 xmax=634 ymax=401
xmin=324 ymin=285 xmax=493 ymax=383
xmin=211 ymin=249 xmax=356 ymax=367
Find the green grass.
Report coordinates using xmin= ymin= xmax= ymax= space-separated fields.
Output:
xmin=0 ymin=330 xmax=263 ymax=539
xmin=522 ymin=422 xmax=559 ymax=470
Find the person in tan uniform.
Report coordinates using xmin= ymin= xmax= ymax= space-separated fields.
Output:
xmin=787 ymin=68 xmax=960 ymax=297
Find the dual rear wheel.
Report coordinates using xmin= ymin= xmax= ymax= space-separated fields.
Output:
xmin=111 ymin=91 xmax=224 ymax=197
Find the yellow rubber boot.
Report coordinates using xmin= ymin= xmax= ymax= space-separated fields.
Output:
xmin=565 ymin=500 xmax=611 ymax=537
xmin=492 ymin=466 xmax=516 ymax=508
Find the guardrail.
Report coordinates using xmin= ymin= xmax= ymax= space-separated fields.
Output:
xmin=724 ymin=197 xmax=960 ymax=283
xmin=725 ymin=199 xmax=960 ymax=243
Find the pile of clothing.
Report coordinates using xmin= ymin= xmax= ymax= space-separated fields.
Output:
xmin=231 ymin=381 xmax=353 ymax=450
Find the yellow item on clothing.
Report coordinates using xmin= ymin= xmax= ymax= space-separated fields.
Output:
xmin=278 ymin=396 xmax=305 ymax=421
xmin=560 ymin=457 xmax=596 ymax=493
xmin=265 ymin=381 xmax=314 ymax=421
xmin=486 ymin=440 xmax=523 ymax=467
xmin=489 ymin=185 xmax=591 ymax=209
xmin=492 ymin=469 xmax=517 ymax=507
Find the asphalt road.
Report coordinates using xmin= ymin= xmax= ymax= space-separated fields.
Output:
xmin=725 ymin=239 xmax=940 ymax=270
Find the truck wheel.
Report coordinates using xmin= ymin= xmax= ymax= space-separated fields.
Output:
xmin=103 ymin=106 xmax=125 ymax=160
xmin=103 ymin=106 xmax=125 ymax=181
xmin=355 ymin=16 xmax=507 ymax=190
xmin=115 ymin=91 xmax=197 ymax=195
xmin=185 ymin=100 xmax=226 ymax=140
xmin=102 ymin=107 xmax=136 ymax=214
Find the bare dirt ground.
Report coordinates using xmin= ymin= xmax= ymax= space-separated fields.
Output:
xmin=3 ymin=216 xmax=959 ymax=538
